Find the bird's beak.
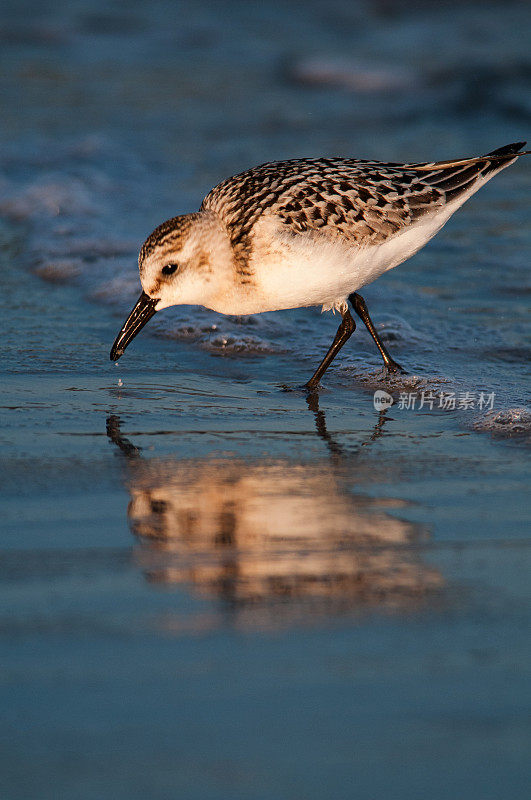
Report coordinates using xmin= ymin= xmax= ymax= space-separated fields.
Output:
xmin=110 ymin=291 xmax=158 ymax=361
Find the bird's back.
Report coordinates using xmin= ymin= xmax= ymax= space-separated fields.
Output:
xmin=201 ymin=144 xmax=525 ymax=261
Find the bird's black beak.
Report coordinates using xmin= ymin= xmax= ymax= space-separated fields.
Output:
xmin=110 ymin=291 xmax=158 ymax=361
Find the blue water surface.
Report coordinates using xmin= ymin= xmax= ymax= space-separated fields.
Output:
xmin=1 ymin=1 xmax=530 ymax=798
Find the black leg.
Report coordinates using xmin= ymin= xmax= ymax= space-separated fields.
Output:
xmin=349 ymin=292 xmax=404 ymax=374
xmin=305 ymin=309 xmax=356 ymax=389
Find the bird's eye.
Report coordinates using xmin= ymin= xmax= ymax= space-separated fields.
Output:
xmin=162 ymin=264 xmax=179 ymax=276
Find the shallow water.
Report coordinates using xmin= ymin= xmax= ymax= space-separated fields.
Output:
xmin=1 ymin=1 xmax=530 ymax=798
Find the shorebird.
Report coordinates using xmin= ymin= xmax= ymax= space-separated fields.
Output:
xmin=110 ymin=142 xmax=528 ymax=388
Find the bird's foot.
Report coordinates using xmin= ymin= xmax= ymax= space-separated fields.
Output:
xmin=384 ymin=361 xmax=408 ymax=377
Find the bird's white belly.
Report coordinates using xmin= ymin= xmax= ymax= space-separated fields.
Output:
xmin=248 ymin=207 xmax=459 ymax=313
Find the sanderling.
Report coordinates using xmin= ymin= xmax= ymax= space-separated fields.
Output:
xmin=110 ymin=141 xmax=528 ymax=388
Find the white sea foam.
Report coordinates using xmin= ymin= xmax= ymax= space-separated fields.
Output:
xmin=474 ymin=408 xmax=531 ymax=437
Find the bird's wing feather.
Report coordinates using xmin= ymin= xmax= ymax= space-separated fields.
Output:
xmin=201 ymin=143 xmax=525 ymax=256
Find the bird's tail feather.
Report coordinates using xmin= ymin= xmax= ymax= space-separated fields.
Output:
xmin=408 ymin=141 xmax=529 ymax=172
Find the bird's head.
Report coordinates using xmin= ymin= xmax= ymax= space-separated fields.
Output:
xmin=110 ymin=210 xmax=231 ymax=361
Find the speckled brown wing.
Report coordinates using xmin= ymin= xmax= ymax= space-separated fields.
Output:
xmin=200 ymin=158 xmax=445 ymax=263
xmin=271 ymin=161 xmax=447 ymax=246
xmin=200 ymin=150 xmax=521 ymax=264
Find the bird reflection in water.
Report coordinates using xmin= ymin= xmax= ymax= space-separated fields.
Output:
xmin=106 ymin=397 xmax=442 ymax=628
